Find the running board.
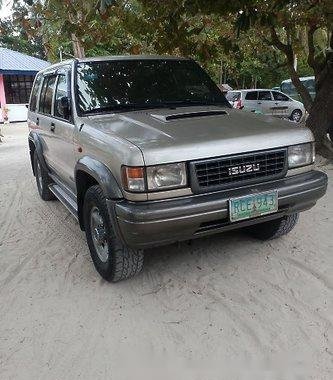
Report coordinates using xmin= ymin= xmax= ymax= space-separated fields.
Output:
xmin=49 ymin=184 xmax=78 ymax=220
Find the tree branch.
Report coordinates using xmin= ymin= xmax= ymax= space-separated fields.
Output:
xmin=270 ymin=26 xmax=290 ymax=57
xmin=270 ymin=27 xmax=313 ymax=111
xmin=307 ymin=24 xmax=316 ymax=70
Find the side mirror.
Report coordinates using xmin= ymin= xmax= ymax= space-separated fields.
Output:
xmin=56 ymin=96 xmax=70 ymax=119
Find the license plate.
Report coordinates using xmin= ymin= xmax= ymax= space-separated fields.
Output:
xmin=229 ymin=191 xmax=278 ymax=222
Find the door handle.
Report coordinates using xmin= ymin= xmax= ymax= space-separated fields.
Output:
xmin=50 ymin=122 xmax=55 ymax=132
xmin=274 ymin=102 xmax=279 ymax=105
xmin=257 ymin=102 xmax=262 ymax=104
xmin=36 ymin=117 xmax=39 ymax=126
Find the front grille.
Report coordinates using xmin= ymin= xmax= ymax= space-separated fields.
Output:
xmin=190 ymin=148 xmax=287 ymax=192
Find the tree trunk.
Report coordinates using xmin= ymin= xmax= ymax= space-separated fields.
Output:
xmin=71 ymin=33 xmax=85 ymax=58
xmin=270 ymin=27 xmax=313 ymax=111
xmin=306 ymin=63 xmax=333 ymax=158
xmin=286 ymin=61 xmax=313 ymax=112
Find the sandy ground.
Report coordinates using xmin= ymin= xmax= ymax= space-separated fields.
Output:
xmin=0 ymin=123 xmax=332 ymax=380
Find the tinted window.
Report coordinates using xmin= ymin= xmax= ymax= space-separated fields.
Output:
xmin=39 ymin=76 xmax=56 ymax=115
xmin=245 ymin=91 xmax=257 ymax=100
xmin=226 ymin=92 xmax=240 ymax=101
xmin=272 ymin=91 xmax=289 ymax=101
xmin=76 ymin=59 xmax=229 ymax=114
xmin=54 ymin=75 xmax=69 ymax=119
xmin=258 ymin=91 xmax=272 ymax=101
xmin=38 ymin=78 xmax=48 ymax=113
xmin=29 ymin=74 xmax=42 ymax=111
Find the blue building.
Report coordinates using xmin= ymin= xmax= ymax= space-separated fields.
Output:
xmin=0 ymin=47 xmax=49 ymax=122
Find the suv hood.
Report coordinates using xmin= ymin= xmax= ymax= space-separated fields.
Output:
xmin=86 ymin=106 xmax=313 ymax=165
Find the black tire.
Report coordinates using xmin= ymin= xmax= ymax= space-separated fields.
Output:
xmin=33 ymin=151 xmax=55 ymax=201
xmin=246 ymin=213 xmax=299 ymax=240
xmin=83 ymin=185 xmax=144 ymax=282
xmin=290 ymin=109 xmax=303 ymax=123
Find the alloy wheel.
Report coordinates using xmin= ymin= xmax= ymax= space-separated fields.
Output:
xmin=90 ymin=206 xmax=109 ymax=263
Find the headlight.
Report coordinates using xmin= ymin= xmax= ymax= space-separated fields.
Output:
xmin=288 ymin=143 xmax=315 ymax=168
xmin=147 ymin=163 xmax=187 ymax=191
xmin=122 ymin=163 xmax=187 ymax=192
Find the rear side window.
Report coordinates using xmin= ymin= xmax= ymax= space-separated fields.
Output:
xmin=245 ymin=91 xmax=257 ymax=100
xmin=272 ymin=91 xmax=289 ymax=101
xmin=258 ymin=91 xmax=272 ymax=101
xmin=54 ymin=74 xmax=70 ymax=120
xmin=29 ymin=74 xmax=42 ymax=111
xmin=39 ymin=75 xmax=57 ymax=115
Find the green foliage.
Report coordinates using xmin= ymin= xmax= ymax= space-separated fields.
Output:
xmin=0 ymin=1 xmax=45 ymax=59
xmin=1 ymin=0 xmax=330 ymax=92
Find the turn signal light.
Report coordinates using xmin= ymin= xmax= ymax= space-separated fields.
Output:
xmin=121 ymin=166 xmax=145 ymax=192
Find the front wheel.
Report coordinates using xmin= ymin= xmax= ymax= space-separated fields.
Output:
xmin=290 ymin=109 xmax=303 ymax=123
xmin=83 ymin=185 xmax=144 ymax=282
xmin=246 ymin=213 xmax=299 ymax=240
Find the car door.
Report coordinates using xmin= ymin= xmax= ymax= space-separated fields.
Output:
xmin=243 ymin=91 xmax=258 ymax=112
xmin=28 ymin=73 xmax=43 ymax=130
xmin=51 ymin=68 xmax=76 ymax=191
xmin=271 ymin=91 xmax=290 ymax=118
xmin=257 ymin=90 xmax=273 ymax=115
xmin=37 ymin=74 xmax=58 ymax=171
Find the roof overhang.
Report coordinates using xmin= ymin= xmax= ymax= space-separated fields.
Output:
xmin=0 ymin=70 xmax=39 ymax=76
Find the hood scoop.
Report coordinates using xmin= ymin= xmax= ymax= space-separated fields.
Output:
xmin=150 ymin=109 xmax=228 ymax=122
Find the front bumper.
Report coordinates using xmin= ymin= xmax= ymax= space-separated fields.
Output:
xmin=108 ymin=170 xmax=328 ymax=249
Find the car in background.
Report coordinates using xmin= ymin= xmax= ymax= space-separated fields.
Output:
xmin=280 ymin=76 xmax=315 ymax=101
xmin=226 ymin=89 xmax=305 ymax=122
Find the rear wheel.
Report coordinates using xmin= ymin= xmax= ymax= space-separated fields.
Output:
xmin=83 ymin=185 xmax=144 ymax=282
xmin=33 ymin=151 xmax=55 ymax=201
xmin=246 ymin=213 xmax=299 ymax=240
xmin=290 ymin=109 xmax=303 ymax=122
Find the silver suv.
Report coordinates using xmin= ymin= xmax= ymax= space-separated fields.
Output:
xmin=28 ymin=56 xmax=327 ymax=282
xmin=226 ymin=89 xmax=305 ymax=122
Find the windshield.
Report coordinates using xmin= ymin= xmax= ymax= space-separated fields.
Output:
xmin=281 ymin=82 xmax=296 ymax=95
xmin=226 ymin=92 xmax=240 ymax=101
xmin=76 ymin=59 xmax=230 ymax=114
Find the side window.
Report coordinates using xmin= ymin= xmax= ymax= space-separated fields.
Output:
xmin=39 ymin=75 xmax=56 ymax=115
xmin=54 ymin=74 xmax=70 ymax=120
xmin=258 ymin=91 xmax=272 ymax=101
xmin=29 ymin=74 xmax=42 ymax=111
xmin=272 ymin=91 xmax=289 ymax=101
xmin=245 ymin=91 xmax=257 ymax=100
xmin=38 ymin=77 xmax=48 ymax=113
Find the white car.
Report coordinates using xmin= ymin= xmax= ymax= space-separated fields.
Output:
xmin=226 ymin=89 xmax=305 ymax=122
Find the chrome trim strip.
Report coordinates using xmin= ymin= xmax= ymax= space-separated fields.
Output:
xmin=286 ymin=164 xmax=314 ymax=177
xmin=123 ymin=187 xmax=193 ymax=201
xmin=147 ymin=187 xmax=193 ymax=200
